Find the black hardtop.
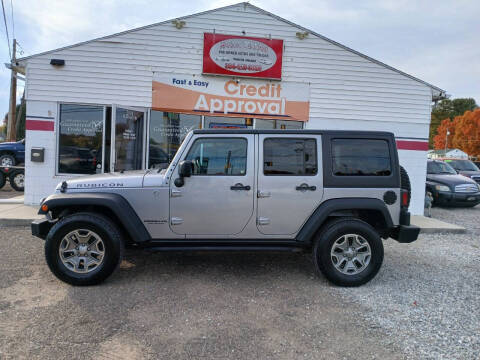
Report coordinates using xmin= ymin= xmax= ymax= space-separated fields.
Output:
xmin=193 ymin=129 xmax=395 ymax=138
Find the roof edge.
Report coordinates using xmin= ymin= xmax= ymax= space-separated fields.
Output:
xmin=17 ymin=1 xmax=445 ymax=95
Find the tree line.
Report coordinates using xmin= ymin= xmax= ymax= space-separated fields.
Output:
xmin=430 ymin=98 xmax=479 ymax=157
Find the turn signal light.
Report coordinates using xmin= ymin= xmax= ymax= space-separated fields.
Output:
xmin=41 ymin=204 xmax=48 ymax=212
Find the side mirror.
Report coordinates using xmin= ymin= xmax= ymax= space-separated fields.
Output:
xmin=174 ymin=160 xmax=193 ymax=187
xmin=178 ymin=160 xmax=193 ymax=177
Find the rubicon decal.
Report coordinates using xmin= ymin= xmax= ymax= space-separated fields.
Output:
xmin=152 ymin=74 xmax=310 ymax=121
xmin=203 ymin=33 xmax=283 ymax=79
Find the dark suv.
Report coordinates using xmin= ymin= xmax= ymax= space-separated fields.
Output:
xmin=443 ymin=159 xmax=480 ymax=184
xmin=426 ymin=160 xmax=480 ymax=207
xmin=0 ymin=139 xmax=25 ymax=166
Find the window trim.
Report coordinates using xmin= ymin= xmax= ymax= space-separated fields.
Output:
xmin=184 ymin=136 xmax=248 ymax=176
xmin=262 ymin=137 xmax=318 ymax=176
xmin=331 ymin=138 xmax=392 ymax=177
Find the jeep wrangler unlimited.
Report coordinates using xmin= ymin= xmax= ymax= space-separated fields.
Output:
xmin=32 ymin=130 xmax=419 ymax=287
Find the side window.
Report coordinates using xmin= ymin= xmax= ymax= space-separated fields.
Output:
xmin=264 ymin=138 xmax=317 ymax=175
xmin=332 ymin=139 xmax=391 ymax=176
xmin=185 ymin=138 xmax=247 ymax=176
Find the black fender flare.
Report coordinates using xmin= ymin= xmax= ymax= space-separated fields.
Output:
xmin=295 ymin=198 xmax=394 ymax=243
xmin=39 ymin=192 xmax=151 ymax=243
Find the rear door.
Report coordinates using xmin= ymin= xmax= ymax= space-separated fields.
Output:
xmin=257 ymin=134 xmax=323 ymax=235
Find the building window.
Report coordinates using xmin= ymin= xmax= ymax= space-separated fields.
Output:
xmin=204 ymin=116 xmax=253 ymax=129
xmin=264 ymin=138 xmax=317 ymax=175
xmin=255 ymin=119 xmax=304 ymax=129
xmin=185 ymin=138 xmax=247 ymax=176
xmin=148 ymin=111 xmax=201 ymax=169
xmin=58 ymin=104 xmax=104 ymax=174
xmin=332 ymin=139 xmax=391 ymax=176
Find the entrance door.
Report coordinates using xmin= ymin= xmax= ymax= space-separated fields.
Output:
xmin=169 ymin=134 xmax=255 ymax=236
xmin=257 ymin=134 xmax=324 ymax=235
xmin=111 ymin=106 xmax=147 ymax=172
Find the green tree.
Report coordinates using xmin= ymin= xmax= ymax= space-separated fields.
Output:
xmin=429 ymin=98 xmax=478 ymax=148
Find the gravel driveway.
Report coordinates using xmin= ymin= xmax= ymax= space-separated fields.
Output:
xmin=0 ymin=206 xmax=479 ymax=359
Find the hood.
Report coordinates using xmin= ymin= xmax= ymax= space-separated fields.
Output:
xmin=427 ymin=173 xmax=478 ymax=187
xmin=0 ymin=141 xmax=17 ymax=146
xmin=57 ymin=170 xmax=148 ymax=191
xmin=457 ymin=170 xmax=480 ymax=177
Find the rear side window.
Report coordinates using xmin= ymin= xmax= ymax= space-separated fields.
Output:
xmin=332 ymin=139 xmax=391 ymax=176
xmin=264 ymin=138 xmax=317 ymax=175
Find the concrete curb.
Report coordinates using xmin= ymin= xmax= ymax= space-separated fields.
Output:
xmin=0 ymin=198 xmax=24 ymax=204
xmin=411 ymin=215 xmax=466 ymax=234
xmin=0 ymin=218 xmax=35 ymax=226
xmin=419 ymin=227 xmax=466 ymax=234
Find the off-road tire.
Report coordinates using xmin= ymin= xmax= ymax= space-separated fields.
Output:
xmin=0 ymin=154 xmax=15 ymax=167
xmin=400 ymin=165 xmax=411 ymax=208
xmin=8 ymin=172 xmax=24 ymax=191
xmin=45 ymin=213 xmax=124 ymax=286
xmin=313 ymin=218 xmax=384 ymax=287
xmin=0 ymin=172 xmax=5 ymax=189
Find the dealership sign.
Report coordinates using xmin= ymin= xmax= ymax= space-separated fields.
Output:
xmin=152 ymin=74 xmax=309 ymax=121
xmin=203 ymin=33 xmax=283 ymax=80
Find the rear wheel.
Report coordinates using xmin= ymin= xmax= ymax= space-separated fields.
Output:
xmin=9 ymin=172 xmax=24 ymax=191
xmin=45 ymin=213 xmax=124 ymax=286
xmin=313 ymin=218 xmax=384 ymax=287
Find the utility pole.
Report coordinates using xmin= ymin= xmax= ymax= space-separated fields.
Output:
xmin=445 ymin=130 xmax=450 ymax=154
xmin=6 ymin=38 xmax=17 ymax=141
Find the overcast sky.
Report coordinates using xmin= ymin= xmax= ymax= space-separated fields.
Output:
xmin=1 ymin=0 xmax=479 ymax=119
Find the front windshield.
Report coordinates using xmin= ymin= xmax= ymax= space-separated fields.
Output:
xmin=445 ymin=159 xmax=479 ymax=171
xmin=427 ymin=161 xmax=457 ymax=174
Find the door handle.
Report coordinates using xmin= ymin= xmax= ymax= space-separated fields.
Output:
xmin=230 ymin=183 xmax=251 ymax=191
xmin=296 ymin=183 xmax=316 ymax=192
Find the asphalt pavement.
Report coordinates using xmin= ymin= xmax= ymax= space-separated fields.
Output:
xmin=0 ymin=205 xmax=479 ymax=359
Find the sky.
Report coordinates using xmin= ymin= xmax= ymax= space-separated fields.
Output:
xmin=0 ymin=0 xmax=479 ymax=117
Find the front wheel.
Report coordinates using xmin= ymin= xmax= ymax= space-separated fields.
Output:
xmin=313 ymin=218 xmax=384 ymax=287
xmin=45 ymin=213 xmax=124 ymax=286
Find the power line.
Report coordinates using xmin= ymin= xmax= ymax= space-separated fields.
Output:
xmin=0 ymin=0 xmax=11 ymax=59
xmin=9 ymin=0 xmax=14 ymax=39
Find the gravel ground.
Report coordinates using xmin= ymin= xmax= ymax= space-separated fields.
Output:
xmin=0 ymin=205 xmax=479 ymax=359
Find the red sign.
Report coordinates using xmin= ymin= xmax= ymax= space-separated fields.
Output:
xmin=203 ymin=33 xmax=283 ymax=80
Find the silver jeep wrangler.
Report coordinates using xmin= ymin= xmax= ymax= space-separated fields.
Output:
xmin=32 ymin=130 xmax=419 ymax=287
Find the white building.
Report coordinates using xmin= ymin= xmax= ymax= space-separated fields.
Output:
xmin=16 ymin=2 xmax=445 ymax=214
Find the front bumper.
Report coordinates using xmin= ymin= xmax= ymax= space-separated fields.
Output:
xmin=31 ymin=218 xmax=55 ymax=240
xmin=434 ymin=191 xmax=480 ymax=206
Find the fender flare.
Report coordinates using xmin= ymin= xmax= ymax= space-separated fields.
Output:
xmin=39 ymin=192 xmax=151 ymax=243
xmin=295 ymin=198 xmax=394 ymax=243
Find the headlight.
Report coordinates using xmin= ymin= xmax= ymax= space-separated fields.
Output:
xmin=435 ymin=184 xmax=450 ymax=192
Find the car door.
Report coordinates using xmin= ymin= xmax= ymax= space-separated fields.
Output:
xmin=169 ymin=134 xmax=255 ymax=236
xmin=257 ymin=134 xmax=323 ymax=235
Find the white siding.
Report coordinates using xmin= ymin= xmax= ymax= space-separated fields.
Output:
xmin=22 ymin=3 xmax=433 ymax=213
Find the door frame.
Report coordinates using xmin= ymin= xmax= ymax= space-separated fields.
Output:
xmin=110 ymin=104 xmax=148 ymax=172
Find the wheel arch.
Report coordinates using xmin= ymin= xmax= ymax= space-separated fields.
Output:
xmin=296 ymin=198 xmax=394 ymax=244
xmin=40 ymin=192 xmax=151 ymax=243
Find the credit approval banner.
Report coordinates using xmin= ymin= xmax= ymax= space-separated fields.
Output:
xmin=152 ymin=74 xmax=310 ymax=121
xmin=203 ymin=33 xmax=283 ymax=80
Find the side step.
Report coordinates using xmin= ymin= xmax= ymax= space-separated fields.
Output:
xmin=142 ymin=245 xmax=305 ymax=253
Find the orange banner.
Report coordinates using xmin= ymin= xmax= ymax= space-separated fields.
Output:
xmin=152 ymin=75 xmax=310 ymax=121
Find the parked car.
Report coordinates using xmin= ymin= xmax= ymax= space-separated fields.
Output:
xmin=32 ymin=130 xmax=419 ymax=287
xmin=0 ymin=139 xmax=25 ymax=166
xmin=0 ymin=166 xmax=25 ymax=192
xmin=442 ymin=159 xmax=480 ymax=184
xmin=426 ymin=160 xmax=480 ymax=207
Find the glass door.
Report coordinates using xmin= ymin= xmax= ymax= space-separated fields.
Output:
xmin=111 ymin=106 xmax=147 ymax=172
